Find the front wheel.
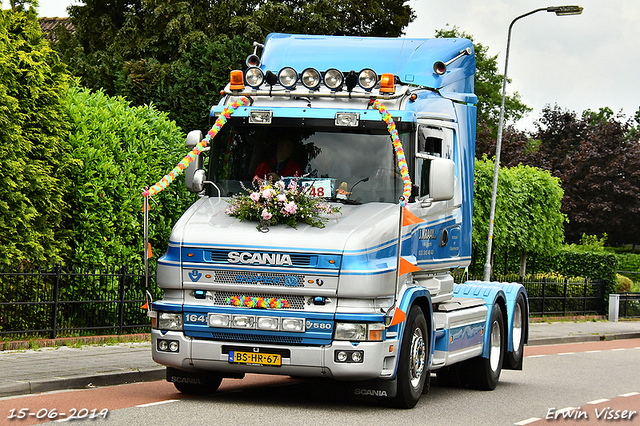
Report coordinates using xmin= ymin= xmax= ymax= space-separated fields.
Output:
xmin=387 ymin=306 xmax=429 ymax=408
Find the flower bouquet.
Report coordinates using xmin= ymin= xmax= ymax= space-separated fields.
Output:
xmin=225 ymin=178 xmax=340 ymax=232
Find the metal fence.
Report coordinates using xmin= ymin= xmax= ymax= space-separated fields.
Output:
xmin=455 ymin=273 xmax=608 ymax=317
xmin=0 ymin=264 xmax=157 ymax=339
xmin=617 ymin=292 xmax=640 ymax=319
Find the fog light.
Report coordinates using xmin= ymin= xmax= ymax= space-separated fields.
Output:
xmin=232 ymin=315 xmax=255 ymax=329
xmin=282 ymin=317 xmax=305 ymax=332
xmin=351 ymin=351 xmax=363 ymax=363
xmin=257 ymin=316 xmax=280 ymax=331
xmin=337 ymin=351 xmax=348 ymax=362
xmin=208 ymin=313 xmax=230 ymax=328
xmin=158 ymin=340 xmax=169 ymax=351
xmin=169 ymin=341 xmax=179 ymax=352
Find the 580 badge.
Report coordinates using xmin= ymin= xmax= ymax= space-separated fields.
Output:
xmin=305 ymin=321 xmax=332 ymax=330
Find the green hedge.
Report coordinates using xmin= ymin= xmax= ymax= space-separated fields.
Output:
xmin=536 ymin=247 xmax=618 ymax=297
xmin=616 ymin=253 xmax=640 ymax=283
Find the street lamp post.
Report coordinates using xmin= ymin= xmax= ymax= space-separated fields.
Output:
xmin=482 ymin=5 xmax=583 ymax=281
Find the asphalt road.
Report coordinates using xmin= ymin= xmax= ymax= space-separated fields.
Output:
xmin=2 ymin=339 xmax=638 ymax=426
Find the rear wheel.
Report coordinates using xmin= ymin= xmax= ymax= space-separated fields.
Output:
xmin=465 ymin=303 xmax=505 ymax=390
xmin=504 ymin=293 xmax=526 ymax=370
xmin=388 ymin=306 xmax=429 ymax=408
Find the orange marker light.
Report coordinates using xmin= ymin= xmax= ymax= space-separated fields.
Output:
xmin=380 ymin=73 xmax=395 ymax=93
xmin=230 ymin=70 xmax=245 ymax=91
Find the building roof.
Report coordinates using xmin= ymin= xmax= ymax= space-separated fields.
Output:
xmin=39 ymin=17 xmax=74 ymax=43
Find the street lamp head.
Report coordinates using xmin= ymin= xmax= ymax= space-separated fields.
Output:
xmin=547 ymin=5 xmax=583 ymax=16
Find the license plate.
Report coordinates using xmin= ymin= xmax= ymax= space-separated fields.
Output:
xmin=229 ymin=351 xmax=282 ymax=366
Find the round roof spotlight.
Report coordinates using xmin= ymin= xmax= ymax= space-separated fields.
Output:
xmin=301 ymin=68 xmax=321 ymax=90
xmin=324 ymin=68 xmax=344 ymax=90
xmin=358 ymin=68 xmax=378 ymax=91
xmin=278 ymin=67 xmax=298 ymax=89
xmin=245 ymin=67 xmax=264 ymax=88
xmin=433 ymin=61 xmax=447 ymax=75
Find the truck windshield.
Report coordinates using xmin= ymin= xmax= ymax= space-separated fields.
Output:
xmin=209 ymin=125 xmax=408 ymax=204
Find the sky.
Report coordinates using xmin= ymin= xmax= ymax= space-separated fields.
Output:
xmin=6 ymin=0 xmax=639 ymax=131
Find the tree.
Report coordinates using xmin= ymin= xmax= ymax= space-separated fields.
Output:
xmin=435 ymin=26 xmax=531 ymax=145
xmin=473 ymin=157 xmax=566 ymax=276
xmin=54 ymin=0 xmax=416 ymax=132
xmin=0 ymin=8 xmax=74 ymax=265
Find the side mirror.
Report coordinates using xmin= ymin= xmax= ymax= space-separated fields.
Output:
xmin=184 ymin=130 xmax=204 ymax=193
xmin=429 ymin=158 xmax=455 ymax=201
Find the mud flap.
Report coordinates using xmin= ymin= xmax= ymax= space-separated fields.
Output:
xmin=166 ymin=367 xmax=235 ymax=386
xmin=344 ymin=378 xmax=397 ymax=398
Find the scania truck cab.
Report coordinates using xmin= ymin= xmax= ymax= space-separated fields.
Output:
xmin=150 ymin=33 xmax=528 ymax=409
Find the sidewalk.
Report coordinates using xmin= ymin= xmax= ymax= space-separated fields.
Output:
xmin=1 ymin=320 xmax=640 ymax=399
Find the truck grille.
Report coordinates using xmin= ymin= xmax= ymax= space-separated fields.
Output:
xmin=214 ymin=291 xmax=306 ymax=310
xmin=211 ymin=332 xmax=303 ymax=344
xmin=213 ymin=270 xmax=305 ymax=287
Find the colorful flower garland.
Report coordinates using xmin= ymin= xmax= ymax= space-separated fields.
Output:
xmin=225 ymin=295 xmax=291 ymax=309
xmin=143 ymin=97 xmax=249 ymax=197
xmin=371 ymin=99 xmax=413 ymax=205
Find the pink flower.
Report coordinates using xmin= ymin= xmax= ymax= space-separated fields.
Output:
xmin=283 ymin=201 xmax=297 ymax=215
xmin=261 ymin=209 xmax=273 ymax=220
xmin=287 ymin=180 xmax=298 ymax=191
xmin=262 ymin=188 xmax=275 ymax=200
xmin=277 ymin=194 xmax=287 ymax=203
xmin=250 ymin=192 xmax=260 ymax=202
xmin=275 ymin=180 xmax=285 ymax=190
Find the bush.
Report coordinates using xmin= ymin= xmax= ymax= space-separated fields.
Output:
xmin=63 ymin=87 xmax=195 ymax=266
xmin=617 ymin=274 xmax=633 ymax=293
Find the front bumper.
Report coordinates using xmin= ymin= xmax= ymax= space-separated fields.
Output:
xmin=152 ymin=329 xmax=398 ymax=380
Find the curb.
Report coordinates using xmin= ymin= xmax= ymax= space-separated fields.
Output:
xmin=528 ymin=331 xmax=640 ymax=347
xmin=0 ymin=368 xmax=165 ymax=399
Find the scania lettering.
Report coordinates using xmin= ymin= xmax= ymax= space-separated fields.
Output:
xmin=150 ymin=33 xmax=529 ymax=409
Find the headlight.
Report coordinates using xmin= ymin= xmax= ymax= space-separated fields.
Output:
xmin=232 ymin=315 xmax=255 ymax=329
xmin=158 ymin=312 xmax=183 ymax=331
xmin=257 ymin=316 xmax=280 ymax=331
xmin=335 ymin=322 xmax=384 ymax=341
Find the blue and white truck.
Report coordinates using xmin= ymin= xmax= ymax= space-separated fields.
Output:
xmin=149 ymin=33 xmax=528 ymax=408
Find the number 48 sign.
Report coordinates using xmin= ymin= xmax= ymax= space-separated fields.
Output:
xmin=301 ymin=179 xmax=333 ymax=198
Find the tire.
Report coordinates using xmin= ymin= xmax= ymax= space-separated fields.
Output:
xmin=504 ymin=293 xmax=526 ymax=370
xmin=465 ymin=303 xmax=505 ymax=390
xmin=388 ymin=306 xmax=429 ymax=408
